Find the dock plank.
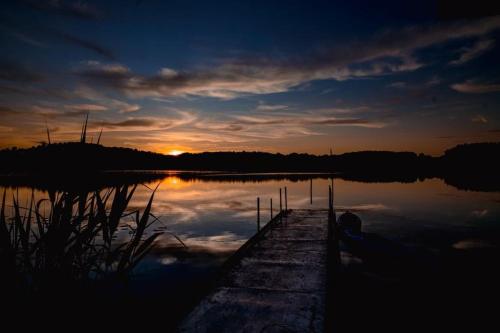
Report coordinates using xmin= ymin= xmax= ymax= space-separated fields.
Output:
xmin=178 ymin=209 xmax=331 ymax=333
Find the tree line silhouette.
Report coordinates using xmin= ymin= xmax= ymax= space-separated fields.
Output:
xmin=0 ymin=142 xmax=499 ymax=191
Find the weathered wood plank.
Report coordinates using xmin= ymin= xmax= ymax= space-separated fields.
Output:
xmin=178 ymin=209 xmax=330 ymax=333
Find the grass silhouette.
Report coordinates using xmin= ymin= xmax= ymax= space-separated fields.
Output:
xmin=0 ymin=184 xmax=181 ymax=298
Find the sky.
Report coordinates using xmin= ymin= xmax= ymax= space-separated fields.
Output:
xmin=1 ymin=0 xmax=500 ymax=155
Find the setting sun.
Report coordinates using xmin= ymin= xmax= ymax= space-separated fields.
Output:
xmin=167 ymin=149 xmax=185 ymax=156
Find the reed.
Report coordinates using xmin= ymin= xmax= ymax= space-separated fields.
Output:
xmin=0 ymin=184 xmax=176 ymax=296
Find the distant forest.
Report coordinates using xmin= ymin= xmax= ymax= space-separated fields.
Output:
xmin=1 ymin=141 xmax=499 ymax=173
xmin=0 ymin=141 xmax=498 ymax=176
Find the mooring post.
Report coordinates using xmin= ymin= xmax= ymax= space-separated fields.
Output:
xmin=310 ymin=179 xmax=313 ymax=204
xmin=279 ymin=188 xmax=282 ymax=213
xmin=328 ymin=185 xmax=333 ymax=239
xmin=257 ymin=197 xmax=261 ymax=230
xmin=328 ymin=185 xmax=332 ymax=213
xmin=285 ymin=186 xmax=288 ymax=212
xmin=270 ymin=198 xmax=273 ymax=220
xmin=331 ymin=178 xmax=334 ymax=204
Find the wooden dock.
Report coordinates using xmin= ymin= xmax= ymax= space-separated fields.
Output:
xmin=178 ymin=204 xmax=338 ymax=332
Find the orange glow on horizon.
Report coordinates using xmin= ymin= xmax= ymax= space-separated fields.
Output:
xmin=166 ymin=149 xmax=186 ymax=156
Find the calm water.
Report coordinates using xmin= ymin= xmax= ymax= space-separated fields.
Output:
xmin=2 ymin=173 xmax=500 ymax=329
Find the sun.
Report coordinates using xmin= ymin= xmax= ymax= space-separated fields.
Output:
xmin=160 ymin=146 xmax=191 ymax=156
xmin=167 ymin=149 xmax=185 ymax=156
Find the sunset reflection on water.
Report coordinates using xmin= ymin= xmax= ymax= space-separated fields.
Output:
xmin=3 ymin=176 xmax=500 ymax=255
xmin=2 ymin=175 xmax=500 ymax=295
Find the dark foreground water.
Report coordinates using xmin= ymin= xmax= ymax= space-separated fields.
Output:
xmin=2 ymin=173 xmax=500 ymax=331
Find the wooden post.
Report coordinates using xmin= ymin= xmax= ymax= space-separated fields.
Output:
xmin=257 ymin=197 xmax=261 ymax=231
xmin=328 ymin=185 xmax=332 ymax=212
xmin=310 ymin=179 xmax=313 ymax=205
xmin=285 ymin=187 xmax=288 ymax=212
xmin=328 ymin=185 xmax=333 ymax=237
xmin=279 ymin=188 xmax=282 ymax=213
xmin=331 ymin=178 xmax=334 ymax=205
xmin=270 ymin=198 xmax=273 ymax=220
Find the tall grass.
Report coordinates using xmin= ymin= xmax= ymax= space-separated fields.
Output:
xmin=0 ymin=184 xmax=174 ymax=296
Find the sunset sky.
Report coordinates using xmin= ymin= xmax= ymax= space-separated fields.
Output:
xmin=1 ymin=0 xmax=500 ymax=155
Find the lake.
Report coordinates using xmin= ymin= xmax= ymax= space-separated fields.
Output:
xmin=2 ymin=172 xmax=500 ymax=330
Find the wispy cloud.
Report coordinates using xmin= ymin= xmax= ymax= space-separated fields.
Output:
xmin=256 ymin=103 xmax=289 ymax=111
xmin=71 ymin=85 xmax=140 ymax=113
xmin=0 ymin=105 xmax=199 ymax=147
xmin=109 ymin=99 xmax=141 ymax=113
xmin=76 ymin=55 xmax=423 ymax=100
xmin=99 ymin=118 xmax=169 ymax=129
xmin=232 ymin=114 xmax=387 ymax=128
xmin=199 ymin=109 xmax=391 ymax=138
xmin=93 ymin=110 xmax=197 ymax=131
xmin=472 ymin=115 xmax=488 ymax=123
xmin=75 ymin=16 xmax=500 ymax=99
xmin=65 ymin=103 xmax=108 ymax=112
xmin=451 ymin=80 xmax=500 ymax=93
xmin=450 ymin=39 xmax=495 ymax=65
xmin=55 ymin=31 xmax=115 ymax=60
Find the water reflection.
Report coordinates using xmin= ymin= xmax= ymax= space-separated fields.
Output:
xmin=3 ymin=175 xmax=500 ymax=267
xmin=1 ymin=173 xmax=500 ymax=330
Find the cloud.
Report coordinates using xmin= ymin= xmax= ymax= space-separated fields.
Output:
xmin=387 ymin=76 xmax=442 ymax=93
xmin=307 ymin=117 xmax=387 ymax=128
xmin=96 ymin=111 xmax=197 ymax=131
xmin=76 ymin=55 xmax=425 ymax=100
xmin=26 ymin=106 xmax=195 ymax=128
xmin=0 ymin=103 xmax=386 ymax=150
xmin=450 ymin=39 xmax=495 ymax=65
xmin=181 ymin=107 xmax=388 ymax=145
xmin=71 ymin=85 xmax=141 ymax=113
xmin=472 ymin=115 xmax=488 ymax=123
xmin=193 ymin=122 xmax=245 ymax=132
xmin=99 ymin=118 xmax=167 ymax=129
xmin=109 ymin=100 xmax=141 ymax=113
xmin=228 ymin=111 xmax=390 ymax=131
xmin=451 ymin=80 xmax=500 ymax=93
xmin=231 ymin=115 xmax=284 ymax=126
xmin=65 ymin=104 xmax=108 ymax=112
xmin=76 ymin=16 xmax=500 ymax=99
xmin=256 ymin=103 xmax=289 ymax=111
xmin=0 ymin=104 xmax=200 ymax=149
xmin=55 ymin=31 xmax=115 ymax=60
xmin=189 ymin=122 xmax=322 ymax=141
xmin=27 ymin=103 xmax=108 ymax=118
xmin=31 ymin=106 xmax=87 ymax=118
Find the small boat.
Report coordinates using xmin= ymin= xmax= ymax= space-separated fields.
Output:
xmin=337 ymin=211 xmax=415 ymax=269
